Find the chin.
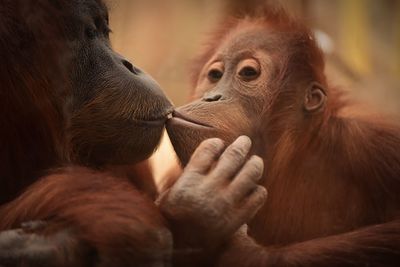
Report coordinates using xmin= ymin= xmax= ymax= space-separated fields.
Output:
xmin=166 ymin=116 xmax=224 ymax=166
xmin=69 ymin=121 xmax=165 ymax=167
xmin=118 ymin=124 xmax=165 ymax=164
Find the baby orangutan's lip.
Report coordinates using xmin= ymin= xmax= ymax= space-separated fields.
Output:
xmin=169 ymin=110 xmax=213 ymax=128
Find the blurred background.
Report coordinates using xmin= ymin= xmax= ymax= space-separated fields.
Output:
xmin=106 ymin=0 xmax=400 ymax=182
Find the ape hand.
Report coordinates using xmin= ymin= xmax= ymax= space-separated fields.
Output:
xmin=0 ymin=221 xmax=91 ymax=267
xmin=158 ymin=136 xmax=267 ymax=251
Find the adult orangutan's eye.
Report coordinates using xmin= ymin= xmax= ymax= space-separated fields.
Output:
xmin=85 ymin=27 xmax=98 ymax=39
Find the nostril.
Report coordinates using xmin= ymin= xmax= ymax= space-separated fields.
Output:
xmin=203 ymin=93 xmax=223 ymax=102
xmin=122 ymin=59 xmax=140 ymax=75
xmin=132 ymin=66 xmax=141 ymax=74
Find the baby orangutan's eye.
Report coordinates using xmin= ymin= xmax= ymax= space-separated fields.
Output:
xmin=207 ymin=62 xmax=224 ymax=83
xmin=208 ymin=69 xmax=223 ymax=82
xmin=237 ymin=59 xmax=260 ymax=81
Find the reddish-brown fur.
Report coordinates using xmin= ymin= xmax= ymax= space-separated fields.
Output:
xmin=0 ymin=167 xmax=170 ymax=264
xmin=0 ymin=0 xmax=158 ymax=204
xmin=0 ymin=1 xmax=171 ymax=265
xmin=0 ymin=2 xmax=267 ymax=266
xmin=165 ymin=4 xmax=400 ymax=266
xmin=0 ymin=0 xmax=65 ymax=204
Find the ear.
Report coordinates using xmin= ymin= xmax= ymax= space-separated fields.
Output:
xmin=303 ymin=82 xmax=326 ymax=112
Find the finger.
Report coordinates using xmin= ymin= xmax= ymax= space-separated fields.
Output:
xmin=228 ymin=155 xmax=264 ymax=201
xmin=237 ymin=224 xmax=249 ymax=237
xmin=223 ymin=186 xmax=266 ymax=233
xmin=185 ymin=138 xmax=225 ymax=174
xmin=239 ymin=186 xmax=267 ymax=220
xmin=233 ymin=224 xmax=248 ymax=241
xmin=155 ymin=188 xmax=170 ymax=206
xmin=0 ymin=229 xmax=57 ymax=264
xmin=0 ymin=229 xmax=25 ymax=249
xmin=211 ymin=136 xmax=252 ymax=184
xmin=21 ymin=220 xmax=47 ymax=232
xmin=231 ymin=225 xmax=257 ymax=246
xmin=0 ymin=228 xmax=90 ymax=267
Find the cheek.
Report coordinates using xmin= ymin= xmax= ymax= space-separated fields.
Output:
xmin=191 ymin=82 xmax=212 ymax=100
xmin=216 ymin=105 xmax=252 ymax=134
xmin=229 ymin=83 xmax=263 ymax=115
xmin=198 ymin=102 xmax=254 ymax=139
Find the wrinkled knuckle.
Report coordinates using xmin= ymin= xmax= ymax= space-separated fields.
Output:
xmin=201 ymin=138 xmax=224 ymax=148
xmin=201 ymin=138 xmax=224 ymax=154
xmin=220 ymin=191 xmax=235 ymax=206
xmin=226 ymin=146 xmax=247 ymax=161
xmin=232 ymin=145 xmax=247 ymax=156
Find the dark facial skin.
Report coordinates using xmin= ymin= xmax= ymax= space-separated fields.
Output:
xmin=64 ymin=0 xmax=173 ymax=166
xmin=0 ymin=0 xmax=172 ymax=203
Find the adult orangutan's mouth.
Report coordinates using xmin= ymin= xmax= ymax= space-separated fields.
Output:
xmin=132 ymin=118 xmax=166 ymax=127
xmin=133 ymin=109 xmax=173 ymax=127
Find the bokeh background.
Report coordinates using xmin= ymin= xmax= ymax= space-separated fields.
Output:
xmin=106 ymin=0 xmax=400 ymax=182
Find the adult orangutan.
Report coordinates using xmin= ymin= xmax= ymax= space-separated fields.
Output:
xmin=0 ymin=0 xmax=266 ymax=266
xmin=165 ymin=4 xmax=400 ymax=266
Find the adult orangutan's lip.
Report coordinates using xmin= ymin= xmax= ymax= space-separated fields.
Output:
xmin=132 ymin=117 xmax=166 ymax=127
xmin=132 ymin=109 xmax=173 ymax=127
xmin=168 ymin=110 xmax=213 ymax=128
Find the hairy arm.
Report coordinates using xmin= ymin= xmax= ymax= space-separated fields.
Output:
xmin=0 ymin=167 xmax=172 ymax=267
xmin=0 ymin=136 xmax=267 ymax=266
xmin=0 ymin=222 xmax=91 ymax=267
xmin=217 ymin=219 xmax=400 ymax=267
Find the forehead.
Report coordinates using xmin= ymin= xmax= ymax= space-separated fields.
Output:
xmin=216 ymin=22 xmax=278 ymax=57
xmin=72 ymin=0 xmax=108 ymax=18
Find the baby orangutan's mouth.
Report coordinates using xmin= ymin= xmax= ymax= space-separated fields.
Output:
xmin=168 ymin=110 xmax=213 ymax=128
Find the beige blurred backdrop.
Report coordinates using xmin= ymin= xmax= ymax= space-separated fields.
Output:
xmin=106 ymin=0 xmax=400 ymax=183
